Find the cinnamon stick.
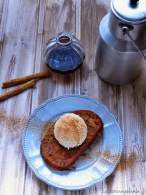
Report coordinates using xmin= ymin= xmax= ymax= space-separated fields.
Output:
xmin=0 ymin=79 xmax=36 ymax=102
xmin=2 ymin=70 xmax=50 ymax=88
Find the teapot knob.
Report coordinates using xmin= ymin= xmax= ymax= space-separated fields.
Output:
xmin=130 ymin=0 xmax=139 ymax=6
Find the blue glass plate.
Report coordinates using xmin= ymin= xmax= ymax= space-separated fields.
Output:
xmin=22 ymin=95 xmax=123 ymax=190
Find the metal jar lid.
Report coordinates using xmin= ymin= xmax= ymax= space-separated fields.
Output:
xmin=111 ymin=0 xmax=146 ymax=24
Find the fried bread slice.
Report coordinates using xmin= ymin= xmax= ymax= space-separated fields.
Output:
xmin=40 ymin=110 xmax=103 ymax=170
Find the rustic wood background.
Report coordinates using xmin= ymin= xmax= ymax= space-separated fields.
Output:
xmin=0 ymin=0 xmax=146 ymax=194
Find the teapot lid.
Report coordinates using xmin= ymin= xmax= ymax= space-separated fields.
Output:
xmin=111 ymin=0 xmax=146 ymax=24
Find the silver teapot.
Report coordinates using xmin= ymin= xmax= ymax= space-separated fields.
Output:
xmin=96 ymin=0 xmax=146 ymax=85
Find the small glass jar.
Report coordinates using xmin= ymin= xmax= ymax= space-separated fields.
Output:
xmin=45 ymin=32 xmax=85 ymax=73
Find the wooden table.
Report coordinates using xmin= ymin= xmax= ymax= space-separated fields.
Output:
xmin=0 ymin=0 xmax=146 ymax=194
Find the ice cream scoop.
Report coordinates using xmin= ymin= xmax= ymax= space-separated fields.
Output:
xmin=54 ymin=113 xmax=87 ymax=149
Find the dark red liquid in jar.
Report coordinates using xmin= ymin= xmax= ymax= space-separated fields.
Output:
xmin=59 ymin=36 xmax=71 ymax=44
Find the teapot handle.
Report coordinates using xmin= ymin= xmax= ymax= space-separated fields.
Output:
xmin=122 ymin=26 xmax=146 ymax=60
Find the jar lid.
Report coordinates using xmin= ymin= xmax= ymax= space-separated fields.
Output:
xmin=111 ymin=0 xmax=146 ymax=23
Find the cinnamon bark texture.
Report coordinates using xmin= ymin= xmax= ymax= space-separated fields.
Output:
xmin=2 ymin=71 xmax=50 ymax=88
xmin=0 ymin=79 xmax=36 ymax=102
